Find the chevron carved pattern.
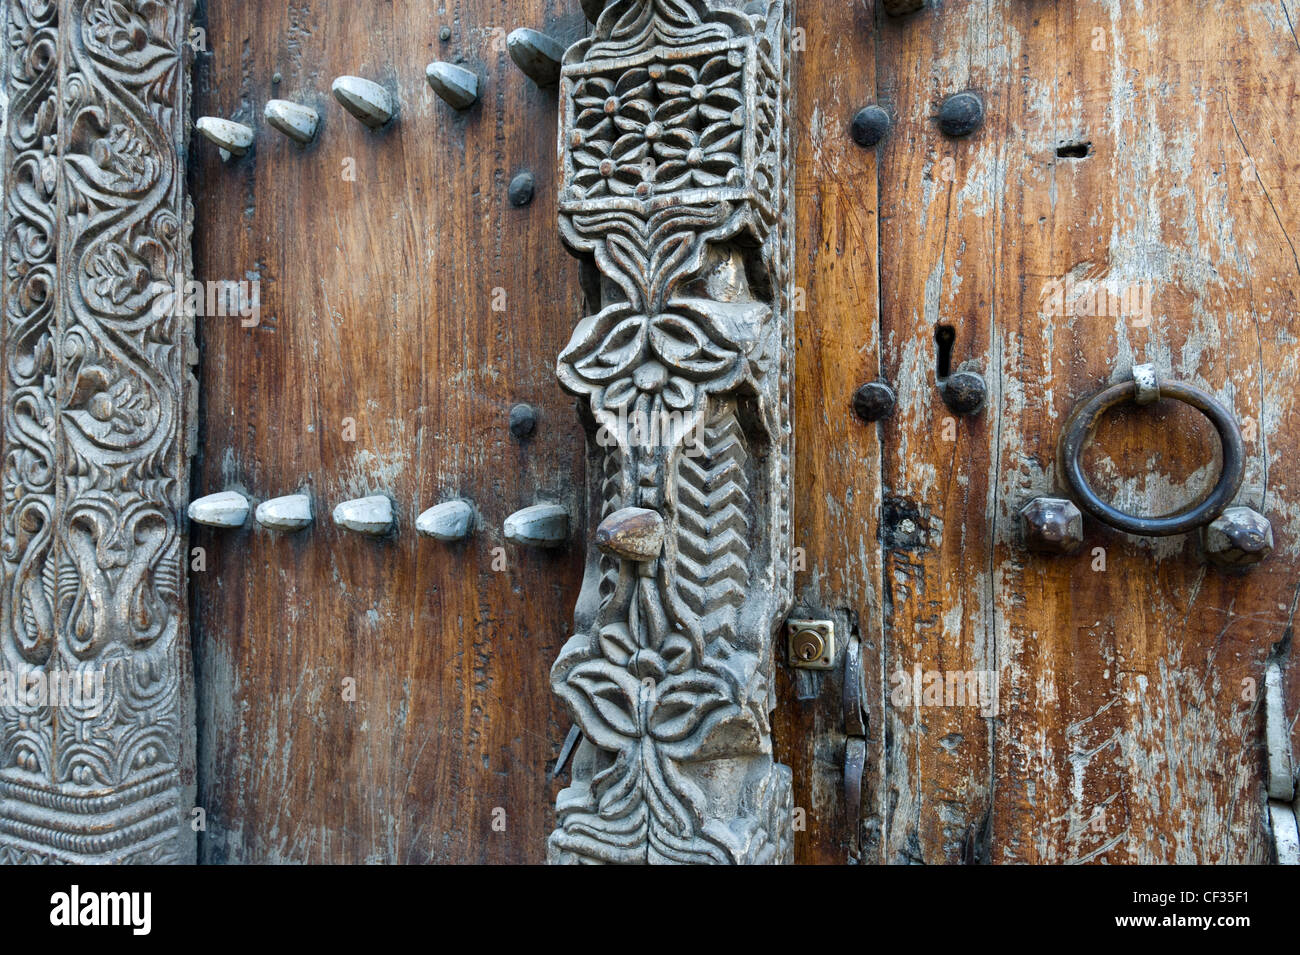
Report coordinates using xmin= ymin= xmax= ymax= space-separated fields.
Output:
xmin=674 ymin=403 xmax=749 ymax=646
xmin=550 ymin=0 xmax=794 ymax=864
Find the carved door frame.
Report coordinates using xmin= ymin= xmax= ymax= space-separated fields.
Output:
xmin=0 ymin=0 xmax=197 ymax=864
xmin=548 ymin=0 xmax=797 ymax=863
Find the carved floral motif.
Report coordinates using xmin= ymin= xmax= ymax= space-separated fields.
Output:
xmin=0 ymin=0 xmax=195 ymax=864
xmin=552 ymin=0 xmax=793 ymax=864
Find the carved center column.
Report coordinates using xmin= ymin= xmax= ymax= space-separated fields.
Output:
xmin=551 ymin=0 xmax=794 ymax=864
xmin=0 ymin=0 xmax=196 ymax=863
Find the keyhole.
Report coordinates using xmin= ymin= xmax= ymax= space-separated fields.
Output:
xmin=934 ymin=322 xmax=987 ymax=415
xmin=935 ymin=324 xmax=956 ymax=380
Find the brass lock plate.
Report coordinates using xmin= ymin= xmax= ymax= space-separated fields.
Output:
xmin=787 ymin=619 xmax=835 ymax=670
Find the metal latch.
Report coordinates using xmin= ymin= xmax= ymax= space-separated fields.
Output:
xmin=787 ymin=618 xmax=835 ymax=669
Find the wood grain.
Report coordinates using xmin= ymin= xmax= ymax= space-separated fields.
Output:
xmin=190 ymin=0 xmax=588 ymax=863
xmin=873 ymin=0 xmax=1003 ymax=863
xmin=188 ymin=0 xmax=1299 ymax=864
xmin=775 ymin=0 xmax=887 ymax=864
xmin=870 ymin=0 xmax=1299 ymax=863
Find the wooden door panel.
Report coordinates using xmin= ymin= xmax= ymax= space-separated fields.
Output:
xmin=182 ymin=0 xmax=1298 ymax=865
xmin=869 ymin=0 xmax=1298 ymax=863
xmin=776 ymin=0 xmax=886 ymax=864
xmin=190 ymin=0 xmax=586 ymax=863
xmin=874 ymin=2 xmax=1002 ymax=863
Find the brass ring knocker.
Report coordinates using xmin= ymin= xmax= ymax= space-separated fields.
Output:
xmin=1058 ymin=365 xmax=1245 ymax=537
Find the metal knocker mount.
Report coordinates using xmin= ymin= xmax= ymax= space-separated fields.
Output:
xmin=1023 ymin=364 xmax=1272 ymax=566
xmin=1060 ymin=364 xmax=1244 ymax=536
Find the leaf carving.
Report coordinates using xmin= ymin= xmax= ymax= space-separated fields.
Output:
xmin=551 ymin=0 xmax=794 ymax=866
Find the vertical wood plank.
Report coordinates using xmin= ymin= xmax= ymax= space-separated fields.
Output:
xmin=873 ymin=0 xmax=1013 ymax=863
xmin=777 ymin=0 xmax=886 ymax=864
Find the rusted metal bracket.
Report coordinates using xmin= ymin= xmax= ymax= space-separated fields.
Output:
xmin=843 ymin=635 xmax=868 ymax=837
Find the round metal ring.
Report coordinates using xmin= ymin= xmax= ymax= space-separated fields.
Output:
xmin=1058 ymin=380 xmax=1244 ymax=537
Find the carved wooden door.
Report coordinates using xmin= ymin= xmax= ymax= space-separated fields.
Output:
xmin=4 ymin=0 xmax=1296 ymax=866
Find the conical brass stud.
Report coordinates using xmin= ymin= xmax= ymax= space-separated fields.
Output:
xmin=195 ymin=117 xmax=254 ymax=160
xmin=333 ymin=495 xmax=394 ymax=537
xmin=255 ymin=493 xmax=314 ymax=532
xmin=416 ymin=500 xmax=476 ymax=542
xmin=425 ymin=62 xmax=480 ymax=110
xmin=503 ymin=504 xmax=569 ymax=547
xmin=188 ymin=490 xmax=251 ymax=528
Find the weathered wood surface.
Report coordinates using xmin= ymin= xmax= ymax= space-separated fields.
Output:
xmin=773 ymin=0 xmax=885 ymax=864
xmin=870 ymin=0 xmax=1299 ymax=863
xmin=190 ymin=0 xmax=588 ymax=863
xmin=190 ymin=0 xmax=1298 ymax=864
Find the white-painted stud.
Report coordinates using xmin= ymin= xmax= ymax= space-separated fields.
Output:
xmin=503 ymin=504 xmax=569 ymax=547
xmin=416 ymin=500 xmax=476 ymax=542
xmin=255 ymin=493 xmax=314 ymax=532
xmin=331 ymin=76 xmax=396 ymax=128
xmin=506 ymin=29 xmax=563 ymax=86
xmin=425 ymin=62 xmax=480 ymax=110
xmin=264 ymin=99 xmax=320 ymax=145
xmin=332 ymin=495 xmax=394 ymax=536
xmin=188 ymin=490 xmax=250 ymax=528
xmin=1266 ymin=661 xmax=1295 ymax=801
xmin=195 ymin=117 xmax=254 ymax=159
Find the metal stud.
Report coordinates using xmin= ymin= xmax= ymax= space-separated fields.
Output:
xmin=852 ymin=381 xmax=896 ymax=421
xmin=507 ymin=28 xmax=564 ymax=86
xmin=332 ymin=495 xmax=394 ymax=536
xmin=937 ymin=91 xmax=984 ymax=138
xmin=255 ymin=493 xmax=314 ymax=532
xmin=1020 ymin=497 xmax=1084 ymax=555
xmin=195 ymin=117 xmax=254 ymax=160
xmin=264 ymin=99 xmax=320 ymax=145
xmin=188 ymin=490 xmax=250 ymax=528
xmin=1204 ymin=505 xmax=1274 ymax=567
xmin=504 ymin=504 xmax=569 ymax=547
xmin=416 ymin=500 xmax=476 ymax=542
xmin=425 ymin=61 xmax=480 ymax=110
xmin=509 ymin=402 xmax=538 ymax=439
xmin=850 ymin=105 xmax=891 ymax=148
xmin=331 ymin=76 xmax=396 ymax=128
xmin=508 ymin=172 xmax=536 ymax=207
xmin=941 ymin=370 xmax=987 ymax=415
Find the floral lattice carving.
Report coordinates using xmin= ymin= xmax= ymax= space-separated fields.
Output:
xmin=552 ymin=0 xmax=793 ymax=865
